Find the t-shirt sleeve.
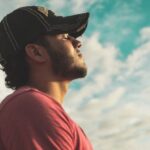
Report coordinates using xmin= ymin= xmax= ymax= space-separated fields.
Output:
xmin=0 ymin=91 xmax=74 ymax=150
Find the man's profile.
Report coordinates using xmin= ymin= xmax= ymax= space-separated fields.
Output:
xmin=0 ymin=6 xmax=93 ymax=150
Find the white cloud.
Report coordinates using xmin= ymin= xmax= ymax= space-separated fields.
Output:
xmin=138 ymin=27 xmax=150 ymax=43
xmin=0 ymin=0 xmax=35 ymax=20
xmin=71 ymin=0 xmax=96 ymax=13
xmin=13 ymin=0 xmax=35 ymax=8
xmin=96 ymin=1 xmax=143 ymax=45
xmin=83 ymin=32 xmax=122 ymax=75
xmin=100 ymin=87 xmax=126 ymax=108
xmin=122 ymin=28 xmax=150 ymax=77
xmin=46 ymin=0 xmax=67 ymax=14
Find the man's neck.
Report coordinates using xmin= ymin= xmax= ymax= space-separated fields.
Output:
xmin=27 ymin=80 xmax=70 ymax=104
xmin=45 ymin=81 xmax=69 ymax=104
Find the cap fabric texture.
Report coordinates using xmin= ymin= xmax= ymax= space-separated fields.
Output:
xmin=0 ymin=6 xmax=89 ymax=63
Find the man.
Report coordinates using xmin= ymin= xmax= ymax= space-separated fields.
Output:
xmin=0 ymin=6 xmax=93 ymax=150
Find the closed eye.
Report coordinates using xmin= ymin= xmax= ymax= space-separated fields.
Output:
xmin=63 ymin=33 xmax=69 ymax=39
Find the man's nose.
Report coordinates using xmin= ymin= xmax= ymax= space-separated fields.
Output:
xmin=69 ymin=36 xmax=82 ymax=48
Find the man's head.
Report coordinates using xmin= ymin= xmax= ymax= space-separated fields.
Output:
xmin=0 ymin=6 xmax=89 ymax=89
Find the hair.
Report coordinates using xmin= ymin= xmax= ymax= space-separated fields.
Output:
xmin=0 ymin=25 xmax=49 ymax=90
xmin=0 ymin=49 xmax=29 ymax=90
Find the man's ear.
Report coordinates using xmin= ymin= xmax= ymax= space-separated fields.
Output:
xmin=25 ymin=43 xmax=48 ymax=63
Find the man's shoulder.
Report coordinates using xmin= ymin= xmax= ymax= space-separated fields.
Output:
xmin=0 ymin=86 xmax=72 ymax=130
xmin=0 ymin=86 xmax=58 ymax=114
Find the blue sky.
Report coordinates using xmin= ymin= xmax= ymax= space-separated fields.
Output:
xmin=0 ymin=0 xmax=150 ymax=150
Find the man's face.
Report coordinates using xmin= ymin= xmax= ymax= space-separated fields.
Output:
xmin=44 ymin=33 xmax=87 ymax=80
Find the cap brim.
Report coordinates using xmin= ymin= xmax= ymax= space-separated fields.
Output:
xmin=47 ymin=12 xmax=89 ymax=38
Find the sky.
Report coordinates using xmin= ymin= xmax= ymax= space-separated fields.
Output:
xmin=0 ymin=0 xmax=150 ymax=149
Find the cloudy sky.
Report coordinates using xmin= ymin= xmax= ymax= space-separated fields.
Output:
xmin=0 ymin=0 xmax=150 ymax=150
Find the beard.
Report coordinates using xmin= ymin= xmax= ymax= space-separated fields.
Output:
xmin=48 ymin=48 xmax=87 ymax=80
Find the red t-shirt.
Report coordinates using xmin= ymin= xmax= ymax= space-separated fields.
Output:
xmin=0 ymin=87 xmax=93 ymax=150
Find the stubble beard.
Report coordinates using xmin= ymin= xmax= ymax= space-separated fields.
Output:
xmin=49 ymin=50 xmax=87 ymax=80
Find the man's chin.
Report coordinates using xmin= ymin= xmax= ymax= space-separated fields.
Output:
xmin=65 ymin=66 xmax=88 ymax=80
xmin=52 ymin=62 xmax=88 ymax=81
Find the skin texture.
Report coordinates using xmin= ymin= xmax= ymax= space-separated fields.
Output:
xmin=25 ymin=33 xmax=87 ymax=104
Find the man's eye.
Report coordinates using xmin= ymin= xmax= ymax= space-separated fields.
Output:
xmin=63 ymin=34 xmax=69 ymax=39
xmin=64 ymin=36 xmax=68 ymax=39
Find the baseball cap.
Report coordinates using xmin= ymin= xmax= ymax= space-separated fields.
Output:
xmin=0 ymin=6 xmax=89 ymax=63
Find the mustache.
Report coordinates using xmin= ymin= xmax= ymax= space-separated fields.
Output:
xmin=76 ymin=49 xmax=83 ymax=57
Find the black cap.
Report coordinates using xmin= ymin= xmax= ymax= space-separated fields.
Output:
xmin=0 ymin=6 xmax=89 ymax=62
